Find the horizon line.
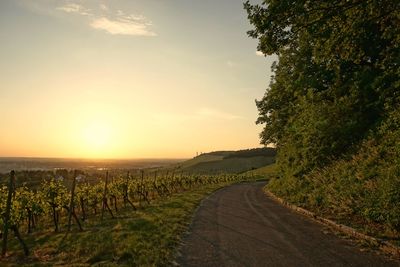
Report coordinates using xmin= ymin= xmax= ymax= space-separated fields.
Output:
xmin=0 ymin=156 xmax=189 ymax=161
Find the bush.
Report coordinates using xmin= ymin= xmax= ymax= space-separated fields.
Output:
xmin=268 ymin=108 xmax=400 ymax=236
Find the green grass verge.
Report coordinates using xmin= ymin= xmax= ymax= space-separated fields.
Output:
xmin=3 ymin=182 xmax=239 ymax=266
xmin=244 ymin=163 xmax=277 ymax=179
xmin=185 ymin=156 xmax=274 ymax=174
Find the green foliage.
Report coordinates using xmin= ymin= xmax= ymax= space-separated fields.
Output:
xmin=269 ymin=109 xmax=400 ymax=235
xmin=246 ymin=0 xmax=400 ymax=175
xmin=246 ymin=0 xmax=400 ymax=238
xmin=41 ymin=178 xmax=70 ymax=212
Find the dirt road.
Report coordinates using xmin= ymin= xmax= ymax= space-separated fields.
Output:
xmin=177 ymin=181 xmax=399 ymax=267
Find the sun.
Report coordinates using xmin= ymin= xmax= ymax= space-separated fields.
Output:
xmin=81 ymin=120 xmax=113 ymax=157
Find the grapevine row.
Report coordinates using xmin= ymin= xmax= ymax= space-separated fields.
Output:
xmin=0 ymin=170 xmax=247 ymax=256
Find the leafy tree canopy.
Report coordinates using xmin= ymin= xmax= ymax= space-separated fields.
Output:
xmin=245 ymin=0 xmax=400 ymax=175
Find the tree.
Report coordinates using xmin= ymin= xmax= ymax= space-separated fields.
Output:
xmin=245 ymin=0 xmax=400 ymax=176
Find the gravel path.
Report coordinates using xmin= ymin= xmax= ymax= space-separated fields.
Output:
xmin=177 ymin=181 xmax=399 ymax=267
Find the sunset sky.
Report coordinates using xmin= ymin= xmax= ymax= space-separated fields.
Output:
xmin=0 ymin=0 xmax=275 ymax=159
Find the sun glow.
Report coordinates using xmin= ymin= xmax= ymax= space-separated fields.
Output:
xmin=80 ymin=120 xmax=115 ymax=157
xmin=84 ymin=121 xmax=111 ymax=147
xmin=0 ymin=0 xmax=273 ymax=159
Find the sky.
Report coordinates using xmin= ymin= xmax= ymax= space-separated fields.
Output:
xmin=0 ymin=0 xmax=275 ymax=159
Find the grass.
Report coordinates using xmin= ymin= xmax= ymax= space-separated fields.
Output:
xmin=2 ymin=182 xmax=241 ymax=266
xmin=172 ymin=149 xmax=276 ymax=174
xmin=244 ymin=163 xmax=277 ymax=178
xmin=185 ymin=156 xmax=275 ymax=174
xmin=175 ymin=154 xmax=225 ymax=169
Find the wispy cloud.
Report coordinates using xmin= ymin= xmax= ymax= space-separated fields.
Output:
xmin=196 ymin=108 xmax=243 ymax=120
xmin=255 ymin=51 xmax=264 ymax=57
xmin=91 ymin=11 xmax=156 ymax=36
xmin=100 ymin=4 xmax=108 ymax=11
xmin=227 ymin=60 xmax=238 ymax=68
xmin=152 ymin=108 xmax=242 ymax=126
xmin=57 ymin=3 xmax=92 ymax=16
xmin=56 ymin=2 xmax=156 ymax=36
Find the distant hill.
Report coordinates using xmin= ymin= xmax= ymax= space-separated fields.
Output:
xmin=0 ymin=157 xmax=182 ymax=174
xmin=177 ymin=147 xmax=276 ymax=174
xmin=223 ymin=147 xmax=276 ymax=158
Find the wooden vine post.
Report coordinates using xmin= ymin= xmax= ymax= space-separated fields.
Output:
xmin=2 ymin=171 xmax=29 ymax=257
xmin=139 ymin=170 xmax=150 ymax=205
xmin=152 ymin=171 xmax=157 ymax=198
xmin=2 ymin=171 xmax=14 ymax=256
xmin=101 ymin=171 xmax=108 ymax=219
xmin=67 ymin=170 xmax=82 ymax=232
xmin=140 ymin=170 xmax=144 ymax=203
xmin=123 ymin=171 xmax=136 ymax=211
xmin=67 ymin=170 xmax=76 ymax=231
xmin=124 ymin=171 xmax=129 ymax=208
xmin=101 ymin=171 xmax=114 ymax=219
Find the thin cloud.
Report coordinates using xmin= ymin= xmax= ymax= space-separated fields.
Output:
xmin=152 ymin=108 xmax=243 ymax=125
xmin=100 ymin=4 xmax=108 ymax=11
xmin=57 ymin=3 xmax=92 ymax=16
xmin=57 ymin=2 xmax=156 ymax=37
xmin=196 ymin=108 xmax=243 ymax=120
xmin=152 ymin=113 xmax=191 ymax=126
xmin=227 ymin=60 xmax=238 ymax=68
xmin=90 ymin=17 xmax=156 ymax=36
xmin=255 ymin=51 xmax=264 ymax=57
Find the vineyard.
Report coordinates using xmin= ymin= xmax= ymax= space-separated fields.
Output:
xmin=0 ymin=169 xmax=249 ymax=259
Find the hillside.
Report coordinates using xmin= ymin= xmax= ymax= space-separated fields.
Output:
xmin=244 ymin=163 xmax=277 ymax=178
xmin=177 ymin=148 xmax=276 ymax=174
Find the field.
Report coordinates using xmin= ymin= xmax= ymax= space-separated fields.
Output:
xmin=0 ymin=168 xmax=256 ymax=266
xmin=176 ymin=148 xmax=276 ymax=174
xmin=0 ymin=149 xmax=276 ymax=265
xmin=3 ymin=181 xmax=241 ymax=266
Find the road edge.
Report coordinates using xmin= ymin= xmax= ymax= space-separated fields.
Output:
xmin=264 ymin=189 xmax=400 ymax=259
xmin=173 ymin=181 xmax=242 ymax=266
